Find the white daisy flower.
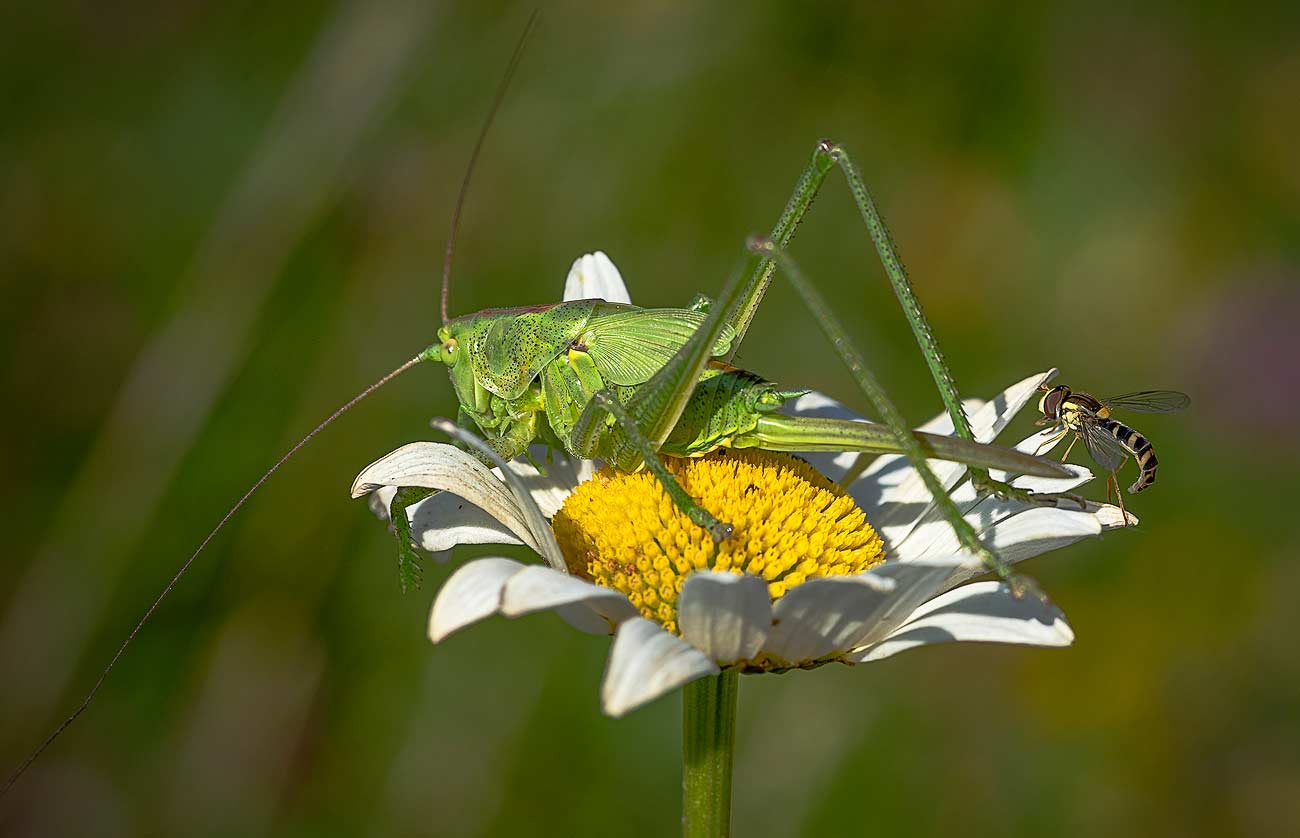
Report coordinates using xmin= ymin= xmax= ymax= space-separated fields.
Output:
xmin=351 ymin=252 xmax=1132 ymax=718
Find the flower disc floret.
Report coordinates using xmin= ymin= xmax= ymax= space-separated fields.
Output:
xmin=552 ymin=449 xmax=886 ymax=633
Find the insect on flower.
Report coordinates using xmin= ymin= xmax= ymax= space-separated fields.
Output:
xmin=4 ymin=11 xmax=1089 ymax=796
xmin=1035 ymin=384 xmax=1190 ymax=521
xmin=353 ymin=271 xmax=1135 ymax=716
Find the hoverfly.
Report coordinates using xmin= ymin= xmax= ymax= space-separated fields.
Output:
xmin=1036 ymin=385 xmax=1190 ymax=521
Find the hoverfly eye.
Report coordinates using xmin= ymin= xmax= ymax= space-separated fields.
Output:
xmin=1042 ymin=387 xmax=1067 ymax=418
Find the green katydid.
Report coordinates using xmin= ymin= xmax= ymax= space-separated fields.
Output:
xmin=3 ymin=14 xmax=1074 ymax=796
xmin=394 ymin=119 xmax=1084 ymax=591
xmin=390 ymin=234 xmax=1072 ymax=595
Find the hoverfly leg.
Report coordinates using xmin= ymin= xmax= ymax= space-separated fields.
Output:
xmin=1060 ymin=434 xmax=1080 ymax=462
xmin=1108 ymin=469 xmax=1133 ymax=527
xmin=1033 ymin=427 xmax=1068 ymax=457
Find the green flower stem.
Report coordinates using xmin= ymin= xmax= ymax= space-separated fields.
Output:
xmin=682 ymin=669 xmax=738 ymax=838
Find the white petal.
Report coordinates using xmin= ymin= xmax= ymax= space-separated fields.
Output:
xmin=555 ymin=603 xmax=616 ymax=635
xmin=432 ymin=421 xmax=567 ymax=572
xmin=369 ymin=485 xmax=462 ymax=561
xmin=851 ymin=370 xmax=1058 ymax=545
xmin=891 ymin=462 xmax=1094 ymax=564
xmin=848 ymin=581 xmax=1074 ymax=662
xmin=967 ymin=369 xmax=1059 ymax=444
xmin=888 ymin=424 xmax=1129 ymax=573
xmin=401 ymin=444 xmax=593 ymax=555
xmin=677 ymin=572 xmax=772 ymax=664
xmin=563 ymin=251 xmax=631 ymax=303
xmin=993 ymin=426 xmax=1095 ymax=489
xmin=501 ymin=445 xmax=596 ymax=518
xmin=408 ymin=491 xmax=524 ymax=552
xmin=367 ymin=485 xmax=399 ymax=522
xmin=500 ymin=565 xmax=639 ymax=628
xmin=1097 ymin=504 xmax=1139 ymax=529
xmin=352 ymin=442 xmax=541 ymax=554
xmin=763 ymin=575 xmax=897 ymax=664
xmin=850 ymin=559 xmax=976 ymax=648
xmin=914 ymin=504 xmax=1123 ymax=591
xmin=762 ymin=560 xmax=967 ymax=663
xmin=428 ymin=557 xmax=525 ymax=643
xmin=979 ymin=504 xmax=1103 ymax=560
xmin=1007 ymin=426 xmax=1070 ymax=466
xmin=601 ymin=618 xmax=719 ymax=717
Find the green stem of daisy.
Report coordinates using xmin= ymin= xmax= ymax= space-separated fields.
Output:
xmin=682 ymin=669 xmax=738 ymax=838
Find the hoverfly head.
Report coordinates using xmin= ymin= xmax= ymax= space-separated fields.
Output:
xmin=1037 ymin=384 xmax=1071 ymax=422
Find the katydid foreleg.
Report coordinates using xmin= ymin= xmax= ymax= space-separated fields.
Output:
xmin=388 ymin=486 xmax=437 ymax=592
xmin=568 ymin=254 xmax=766 ymax=540
xmin=571 ymin=390 xmax=733 ymax=540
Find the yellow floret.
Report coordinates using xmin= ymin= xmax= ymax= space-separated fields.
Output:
xmin=551 ymin=449 xmax=885 ymax=634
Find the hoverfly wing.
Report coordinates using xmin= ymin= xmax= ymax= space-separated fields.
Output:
xmin=1101 ymin=390 xmax=1190 ymax=414
xmin=1080 ymin=421 xmax=1129 ymax=471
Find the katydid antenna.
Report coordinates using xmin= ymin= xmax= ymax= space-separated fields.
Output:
xmin=442 ymin=9 xmax=540 ymax=324
xmin=2 ymin=9 xmax=540 ymax=799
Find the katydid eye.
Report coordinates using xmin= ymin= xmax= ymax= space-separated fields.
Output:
xmin=442 ymin=340 xmax=459 ymax=363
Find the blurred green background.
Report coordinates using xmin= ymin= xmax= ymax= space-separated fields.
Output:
xmin=3 ymin=2 xmax=1299 ymax=835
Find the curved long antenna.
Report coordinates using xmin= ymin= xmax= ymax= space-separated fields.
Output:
xmin=2 ymin=352 xmax=427 ymax=798
xmin=440 ymin=9 xmax=541 ymax=324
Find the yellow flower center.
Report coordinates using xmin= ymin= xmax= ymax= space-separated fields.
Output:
xmin=552 ymin=449 xmax=885 ymax=634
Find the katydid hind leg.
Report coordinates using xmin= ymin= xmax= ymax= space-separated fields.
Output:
xmin=739 ymin=414 xmax=1073 ymax=479
xmin=824 ymin=143 xmax=1087 ymax=508
xmin=731 ymin=139 xmax=1073 ymax=512
xmin=748 ymin=238 xmax=1028 ymax=589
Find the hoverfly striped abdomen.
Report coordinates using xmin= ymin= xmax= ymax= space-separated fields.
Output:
xmin=1101 ymin=418 xmax=1159 ymax=493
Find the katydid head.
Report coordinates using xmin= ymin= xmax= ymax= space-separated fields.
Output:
xmin=431 ymin=323 xmax=478 ymax=413
xmin=434 ymin=302 xmax=596 ymax=412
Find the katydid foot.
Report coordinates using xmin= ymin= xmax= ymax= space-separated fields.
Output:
xmin=971 ymin=471 xmax=1087 ymax=511
xmin=1006 ymin=572 xmax=1050 ymax=604
xmin=966 ymin=541 xmax=1050 ymax=604
xmin=688 ymin=507 xmax=734 ymax=542
xmin=574 ymin=391 xmax=736 ymax=543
